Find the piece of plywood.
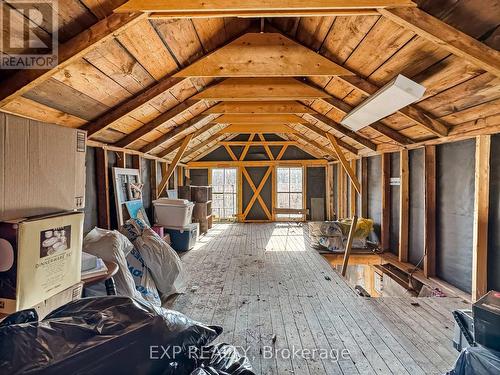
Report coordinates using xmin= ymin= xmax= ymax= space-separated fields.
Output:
xmin=175 ymin=33 xmax=352 ymax=77
xmin=204 ymin=101 xmax=315 ymax=114
xmin=214 ymin=114 xmax=308 ymax=124
xmin=193 ymin=78 xmax=331 ymax=101
xmin=221 ymin=124 xmax=298 ymax=133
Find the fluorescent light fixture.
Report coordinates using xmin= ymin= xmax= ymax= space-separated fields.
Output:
xmin=340 ymin=74 xmax=426 ymax=131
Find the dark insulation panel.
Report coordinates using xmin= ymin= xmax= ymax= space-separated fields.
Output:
xmin=488 ymin=134 xmax=500 ymax=291
xmin=436 ymin=139 xmax=475 ymax=293
xmin=306 ymin=167 xmax=326 ymax=220
xmin=190 ymin=169 xmax=209 ymax=186
xmin=367 ymin=155 xmax=382 ymax=242
xmin=390 ymin=153 xmax=400 ymax=255
xmin=200 ymin=146 xmax=232 ymax=161
xmin=409 ymin=148 xmax=425 ymax=267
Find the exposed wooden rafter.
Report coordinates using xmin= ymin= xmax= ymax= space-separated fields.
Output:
xmin=0 ymin=12 xmax=147 ymax=107
xmin=148 ymin=9 xmax=380 ymax=18
xmin=221 ymin=124 xmax=298 ymax=133
xmin=379 ymin=7 xmax=500 ymax=78
xmin=157 ymin=133 xmax=194 ymax=197
xmin=306 ymin=112 xmax=378 ymax=151
xmin=296 ymin=122 xmax=359 ymax=155
xmin=114 ymin=100 xmax=202 ymax=148
xmin=326 ymin=133 xmax=361 ymax=194
xmin=141 ymin=114 xmax=215 ymax=153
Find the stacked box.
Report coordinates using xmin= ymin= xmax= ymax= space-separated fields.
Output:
xmin=0 ymin=212 xmax=84 ymax=314
xmin=190 ymin=186 xmax=213 ymax=234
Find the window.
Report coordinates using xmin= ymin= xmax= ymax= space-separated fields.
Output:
xmin=276 ymin=167 xmax=304 ymax=220
xmin=211 ymin=168 xmax=237 ymax=220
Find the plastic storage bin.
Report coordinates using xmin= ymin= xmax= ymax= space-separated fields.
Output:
xmin=165 ymin=223 xmax=199 ymax=251
xmin=153 ymin=198 xmax=194 ymax=228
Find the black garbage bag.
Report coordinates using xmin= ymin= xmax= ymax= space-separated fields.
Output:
xmin=446 ymin=345 xmax=500 ymax=375
xmin=0 ymin=296 xmax=222 ymax=375
xmin=190 ymin=344 xmax=255 ymax=375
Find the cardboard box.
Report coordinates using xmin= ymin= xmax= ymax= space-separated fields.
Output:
xmin=0 ymin=211 xmax=84 ymax=314
xmin=0 ymin=112 xmax=86 ymax=221
xmin=0 ymin=282 xmax=83 ymax=321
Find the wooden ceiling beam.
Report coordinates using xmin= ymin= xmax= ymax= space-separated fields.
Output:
xmin=0 ymin=12 xmax=146 ymax=107
xmin=321 ymin=97 xmax=414 ymax=145
xmin=157 ymin=133 xmax=194 ymax=197
xmin=295 ymin=122 xmax=359 ymax=155
xmin=140 ymin=114 xmax=215 ymax=153
xmin=290 ymin=133 xmax=337 ymax=160
xmin=221 ymin=124 xmax=298 ymax=133
xmin=379 ymin=7 xmax=500 ymax=78
xmin=213 ymin=113 xmax=308 ymax=124
xmin=156 ymin=122 xmax=220 ymax=158
xmin=113 ymin=100 xmax=202 ymax=148
xmin=204 ymin=101 xmax=315 ymax=114
xmin=192 ymin=77 xmax=331 ymax=101
xmin=149 ymin=9 xmax=380 ymax=18
xmin=182 ymin=132 xmax=230 ymax=161
xmin=116 ymin=0 xmax=416 ymax=13
xmin=326 ymin=133 xmax=361 ymax=194
xmin=82 ymin=76 xmax=184 ymax=136
xmin=306 ymin=112 xmax=377 ymax=151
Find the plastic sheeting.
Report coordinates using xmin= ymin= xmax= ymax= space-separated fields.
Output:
xmin=0 ymin=297 xmax=243 ymax=375
xmin=120 ymin=218 xmax=186 ymax=298
xmin=447 ymin=346 xmax=500 ymax=375
xmin=308 ymin=219 xmax=373 ymax=252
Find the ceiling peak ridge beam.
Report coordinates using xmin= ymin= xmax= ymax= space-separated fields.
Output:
xmin=264 ymin=26 xmax=449 ymax=137
xmin=116 ymin=0 xmax=417 ymax=13
xmin=192 ymin=77 xmax=331 ymax=101
xmin=0 ymin=12 xmax=147 ymax=108
xmin=173 ymin=32 xmax=353 ymax=77
xmin=379 ymin=7 xmax=500 ymax=78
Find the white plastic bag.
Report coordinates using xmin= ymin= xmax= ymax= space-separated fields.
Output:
xmin=120 ymin=219 xmax=186 ymax=298
xmin=83 ymin=228 xmax=141 ymax=300
xmin=126 ymin=247 xmax=161 ymax=306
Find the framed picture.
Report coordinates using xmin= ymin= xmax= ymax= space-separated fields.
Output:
xmin=112 ymin=168 xmax=144 ymax=227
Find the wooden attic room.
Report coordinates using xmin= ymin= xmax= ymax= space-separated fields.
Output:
xmin=0 ymin=0 xmax=500 ymax=374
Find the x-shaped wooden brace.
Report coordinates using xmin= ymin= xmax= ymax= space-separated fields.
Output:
xmin=242 ymin=167 xmax=273 ymax=220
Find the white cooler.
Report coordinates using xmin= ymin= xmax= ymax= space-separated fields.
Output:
xmin=153 ymin=198 xmax=194 ymax=228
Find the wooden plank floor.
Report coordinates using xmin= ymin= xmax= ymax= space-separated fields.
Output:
xmin=167 ymin=223 xmax=469 ymax=375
